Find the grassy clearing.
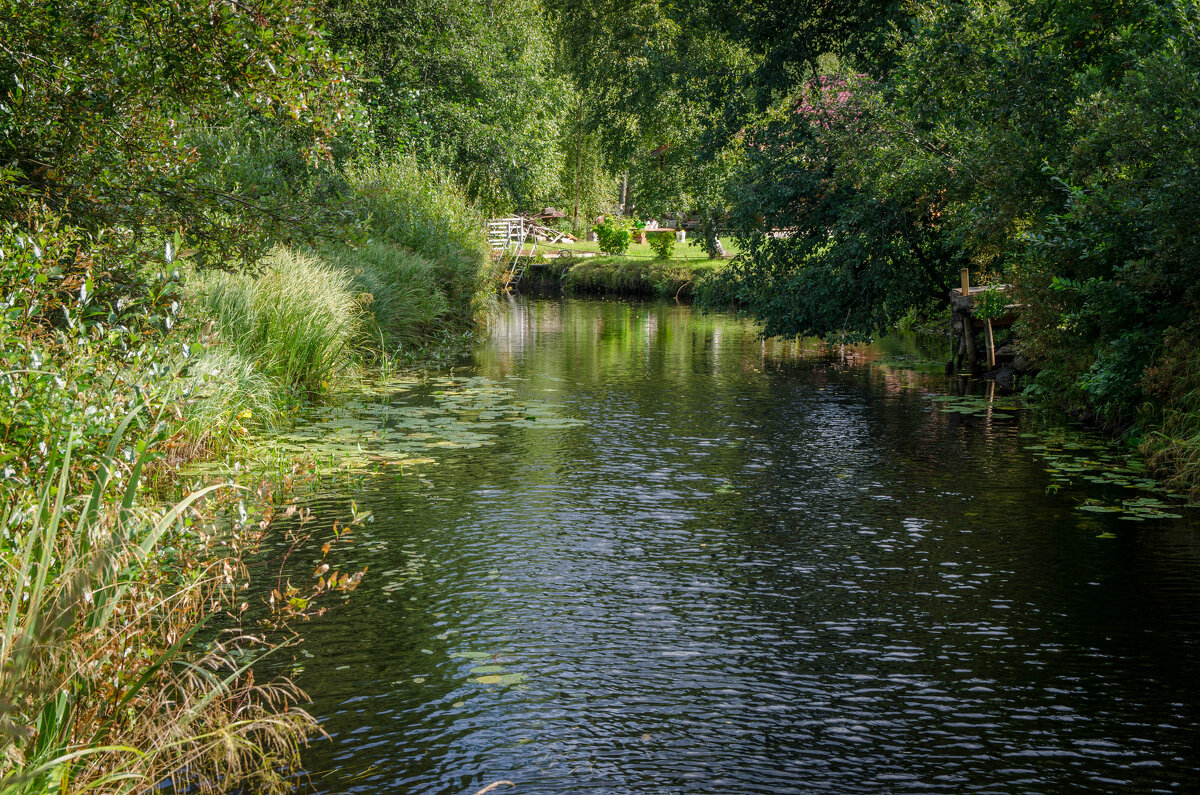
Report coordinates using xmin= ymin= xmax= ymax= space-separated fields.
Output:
xmin=550 ymin=237 xmax=741 ymax=260
xmin=561 ymin=256 xmax=727 ymax=298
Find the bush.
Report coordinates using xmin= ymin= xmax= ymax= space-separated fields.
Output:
xmin=190 ymin=247 xmax=361 ymax=394
xmin=594 ymin=222 xmax=631 ymax=255
xmin=648 ymin=230 xmax=676 ymax=260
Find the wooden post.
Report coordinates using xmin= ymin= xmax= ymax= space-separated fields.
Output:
xmin=960 ymin=267 xmax=971 ymax=296
xmin=985 ymin=318 xmax=996 ymax=369
xmin=963 ymin=313 xmax=978 ymax=371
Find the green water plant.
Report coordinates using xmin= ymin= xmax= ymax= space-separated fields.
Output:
xmin=322 ymin=242 xmax=452 ymax=351
xmin=341 ymin=156 xmax=493 ymax=323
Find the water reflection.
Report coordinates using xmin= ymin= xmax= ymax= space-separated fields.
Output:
xmin=288 ymin=298 xmax=1200 ymax=794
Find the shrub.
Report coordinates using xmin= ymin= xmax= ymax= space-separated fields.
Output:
xmin=594 ymin=220 xmax=632 ymax=255
xmin=190 ymin=247 xmax=361 ymax=394
xmin=648 ymin=230 xmax=676 ymax=260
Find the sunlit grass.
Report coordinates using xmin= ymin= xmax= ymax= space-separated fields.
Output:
xmin=561 ymin=257 xmax=727 ymax=298
xmin=548 ymin=237 xmax=741 ymax=261
xmin=190 ymin=247 xmax=362 ymax=395
xmin=342 ymin=155 xmax=495 ymax=323
xmin=323 ymin=242 xmax=453 ymax=353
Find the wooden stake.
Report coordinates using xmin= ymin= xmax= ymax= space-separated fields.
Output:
xmin=985 ymin=318 xmax=996 ymax=369
xmin=963 ymin=312 xmax=978 ymax=371
xmin=960 ymin=267 xmax=971 ymax=296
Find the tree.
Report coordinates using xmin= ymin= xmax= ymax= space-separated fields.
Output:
xmin=323 ymin=0 xmax=566 ymax=214
xmin=0 ymin=0 xmax=359 ymax=263
xmin=709 ymin=80 xmax=963 ymax=339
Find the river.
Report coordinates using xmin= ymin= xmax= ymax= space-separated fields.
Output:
xmin=280 ymin=297 xmax=1200 ymax=794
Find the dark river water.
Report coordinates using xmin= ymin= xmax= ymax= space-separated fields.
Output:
xmin=282 ymin=298 xmax=1200 ymax=794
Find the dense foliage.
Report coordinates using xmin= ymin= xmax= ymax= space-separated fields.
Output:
xmin=0 ymin=0 xmax=358 ymax=263
xmin=701 ymin=0 xmax=1200 ymax=442
xmin=323 ymin=0 xmax=567 ymax=214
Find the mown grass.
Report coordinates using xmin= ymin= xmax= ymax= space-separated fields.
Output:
xmin=561 ymin=256 xmax=727 ymax=298
xmin=550 ymin=237 xmax=741 ymax=260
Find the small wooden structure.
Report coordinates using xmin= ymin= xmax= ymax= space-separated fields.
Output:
xmin=487 ymin=217 xmax=537 ymax=290
xmin=950 ymin=268 xmax=1019 ymax=372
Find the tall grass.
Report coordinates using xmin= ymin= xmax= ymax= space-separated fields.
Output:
xmin=190 ymin=247 xmax=362 ymax=394
xmin=322 ymin=243 xmax=451 ymax=352
xmin=177 ymin=349 xmax=287 ymax=458
xmin=0 ymin=416 xmax=314 ymax=794
xmin=342 ymin=155 xmax=496 ymax=323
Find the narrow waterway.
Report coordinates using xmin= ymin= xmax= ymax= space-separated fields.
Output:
xmin=284 ymin=298 xmax=1200 ymax=794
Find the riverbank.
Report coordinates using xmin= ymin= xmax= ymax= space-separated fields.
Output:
xmin=516 ymin=255 xmax=727 ymax=299
xmin=0 ymin=157 xmax=496 ymax=792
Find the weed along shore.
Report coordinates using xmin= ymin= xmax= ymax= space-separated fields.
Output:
xmin=0 ymin=152 xmax=498 ymax=791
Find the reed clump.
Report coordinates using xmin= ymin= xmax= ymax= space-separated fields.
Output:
xmin=0 ymin=421 xmax=316 ymax=794
xmin=322 ymin=242 xmax=452 ymax=353
xmin=189 ymin=247 xmax=362 ymax=395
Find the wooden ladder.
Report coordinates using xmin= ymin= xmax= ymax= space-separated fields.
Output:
xmin=489 ymin=217 xmax=535 ymax=290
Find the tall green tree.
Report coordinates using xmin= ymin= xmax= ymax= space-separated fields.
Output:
xmin=546 ymin=0 xmax=750 ymax=220
xmin=323 ymin=0 xmax=566 ymax=213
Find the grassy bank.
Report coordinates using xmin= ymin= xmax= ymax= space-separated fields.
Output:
xmin=556 ymin=256 xmax=727 ymax=299
xmin=0 ymin=155 xmax=494 ymax=791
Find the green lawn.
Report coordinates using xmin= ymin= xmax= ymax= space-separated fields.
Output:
xmin=545 ymin=236 xmax=741 ymax=260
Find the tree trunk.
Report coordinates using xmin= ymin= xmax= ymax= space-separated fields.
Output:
xmin=572 ymin=141 xmax=583 ymax=229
